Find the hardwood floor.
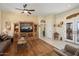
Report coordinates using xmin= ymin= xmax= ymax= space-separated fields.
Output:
xmin=5 ymin=38 xmax=58 ymax=56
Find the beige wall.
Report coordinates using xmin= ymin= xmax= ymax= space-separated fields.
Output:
xmin=1 ymin=10 xmax=38 ymax=34
xmin=38 ymin=15 xmax=55 ymax=40
xmin=0 ymin=11 xmax=1 ymax=34
xmin=45 ymin=15 xmax=55 ymax=39
xmin=55 ymin=8 xmax=79 ymax=40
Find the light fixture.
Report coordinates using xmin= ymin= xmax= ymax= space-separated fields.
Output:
xmin=24 ymin=11 xmax=28 ymax=13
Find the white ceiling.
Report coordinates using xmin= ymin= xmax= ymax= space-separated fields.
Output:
xmin=0 ymin=3 xmax=79 ymax=16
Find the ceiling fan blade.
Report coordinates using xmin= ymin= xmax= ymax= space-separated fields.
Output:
xmin=28 ymin=11 xmax=31 ymax=14
xmin=28 ymin=9 xmax=35 ymax=11
xmin=24 ymin=9 xmax=29 ymax=11
xmin=21 ymin=11 xmax=24 ymax=13
xmin=16 ymin=8 xmax=23 ymax=10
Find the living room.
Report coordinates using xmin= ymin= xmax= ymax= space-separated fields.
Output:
xmin=0 ymin=3 xmax=79 ymax=56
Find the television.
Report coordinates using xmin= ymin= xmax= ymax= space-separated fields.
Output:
xmin=20 ymin=23 xmax=33 ymax=32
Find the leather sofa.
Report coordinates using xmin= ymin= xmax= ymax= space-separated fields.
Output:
xmin=0 ymin=35 xmax=12 ymax=56
xmin=53 ymin=44 xmax=79 ymax=56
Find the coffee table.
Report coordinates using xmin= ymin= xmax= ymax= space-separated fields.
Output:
xmin=17 ymin=37 xmax=27 ymax=50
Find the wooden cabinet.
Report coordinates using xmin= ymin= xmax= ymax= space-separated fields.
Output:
xmin=34 ymin=24 xmax=38 ymax=38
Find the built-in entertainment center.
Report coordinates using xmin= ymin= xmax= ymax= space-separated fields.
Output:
xmin=14 ymin=22 xmax=38 ymax=40
xmin=20 ymin=22 xmax=33 ymax=32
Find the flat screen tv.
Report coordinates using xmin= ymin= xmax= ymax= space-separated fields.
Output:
xmin=20 ymin=23 xmax=33 ymax=32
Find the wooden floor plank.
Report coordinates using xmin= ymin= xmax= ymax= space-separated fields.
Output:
xmin=5 ymin=38 xmax=58 ymax=56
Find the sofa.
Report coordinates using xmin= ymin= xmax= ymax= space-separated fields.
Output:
xmin=53 ymin=44 xmax=79 ymax=56
xmin=0 ymin=34 xmax=13 ymax=55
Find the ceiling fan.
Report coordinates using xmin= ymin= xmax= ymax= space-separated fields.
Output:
xmin=16 ymin=4 xmax=35 ymax=15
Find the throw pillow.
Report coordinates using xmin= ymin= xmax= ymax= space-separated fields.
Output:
xmin=1 ymin=34 xmax=8 ymax=41
xmin=75 ymin=49 xmax=79 ymax=56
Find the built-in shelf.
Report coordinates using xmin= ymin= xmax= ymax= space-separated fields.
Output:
xmin=14 ymin=22 xmax=38 ymax=40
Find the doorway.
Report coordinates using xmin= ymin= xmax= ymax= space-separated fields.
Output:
xmin=40 ymin=20 xmax=46 ymax=38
